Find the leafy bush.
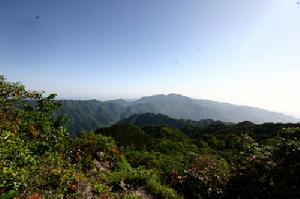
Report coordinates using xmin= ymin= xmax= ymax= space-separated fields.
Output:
xmin=0 ymin=76 xmax=69 ymax=197
xmin=109 ymin=166 xmax=182 ymax=199
xmin=172 ymin=155 xmax=230 ymax=198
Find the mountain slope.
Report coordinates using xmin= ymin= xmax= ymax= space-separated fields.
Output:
xmin=192 ymin=98 xmax=296 ymax=124
xmin=55 ymin=100 xmax=125 ymax=135
xmin=122 ymin=94 xmax=223 ymax=121
xmin=128 ymin=94 xmax=297 ymax=123
xmin=56 ymin=94 xmax=298 ymax=135
xmin=118 ymin=112 xmax=224 ymax=129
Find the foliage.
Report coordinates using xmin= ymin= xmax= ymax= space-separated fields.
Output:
xmin=0 ymin=76 xmax=69 ymax=196
xmin=1 ymin=75 xmax=300 ymax=198
xmin=96 ymin=124 xmax=151 ymax=149
xmin=119 ymin=113 xmax=222 ymax=131
xmin=171 ymin=155 xmax=230 ymax=198
xmin=109 ymin=166 xmax=182 ymax=199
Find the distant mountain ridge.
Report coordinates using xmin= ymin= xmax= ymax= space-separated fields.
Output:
xmin=55 ymin=94 xmax=298 ymax=135
xmin=118 ymin=113 xmax=225 ymax=129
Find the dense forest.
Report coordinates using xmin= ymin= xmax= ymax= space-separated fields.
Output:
xmin=1 ymin=76 xmax=300 ymax=199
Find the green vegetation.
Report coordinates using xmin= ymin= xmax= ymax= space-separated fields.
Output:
xmin=1 ymin=76 xmax=300 ymax=198
xmin=55 ymin=100 xmax=125 ymax=136
xmin=118 ymin=113 xmax=222 ymax=130
xmin=0 ymin=76 xmax=181 ymax=198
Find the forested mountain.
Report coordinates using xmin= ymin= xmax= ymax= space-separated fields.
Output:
xmin=56 ymin=94 xmax=298 ymax=135
xmin=118 ymin=113 xmax=224 ymax=130
xmin=118 ymin=112 xmax=300 ymax=139
xmin=55 ymin=100 xmax=125 ymax=135
xmin=130 ymin=94 xmax=297 ymax=123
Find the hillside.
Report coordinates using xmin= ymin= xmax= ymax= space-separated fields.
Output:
xmin=118 ymin=112 xmax=224 ymax=129
xmin=130 ymin=94 xmax=297 ymax=123
xmin=2 ymin=76 xmax=300 ymax=199
xmin=55 ymin=100 xmax=125 ymax=135
xmin=94 ymin=123 xmax=300 ymax=198
xmin=56 ymin=94 xmax=298 ymax=135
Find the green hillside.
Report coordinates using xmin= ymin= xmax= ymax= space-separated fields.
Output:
xmin=55 ymin=94 xmax=298 ymax=135
xmin=118 ymin=112 xmax=224 ymax=131
xmin=1 ymin=76 xmax=300 ymax=198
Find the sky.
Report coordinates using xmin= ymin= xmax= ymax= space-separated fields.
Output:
xmin=0 ymin=0 xmax=300 ymax=117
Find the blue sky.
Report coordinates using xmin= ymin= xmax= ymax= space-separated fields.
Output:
xmin=0 ymin=0 xmax=300 ymax=117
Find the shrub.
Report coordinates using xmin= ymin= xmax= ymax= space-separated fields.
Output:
xmin=172 ymin=155 xmax=230 ymax=198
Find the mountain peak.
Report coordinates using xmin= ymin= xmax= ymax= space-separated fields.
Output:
xmin=167 ymin=93 xmax=183 ymax=97
xmin=137 ymin=93 xmax=191 ymax=102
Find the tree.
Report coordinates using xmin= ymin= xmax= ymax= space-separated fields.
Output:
xmin=0 ymin=75 xmax=68 ymax=195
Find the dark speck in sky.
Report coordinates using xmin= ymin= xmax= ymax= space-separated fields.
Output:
xmin=36 ymin=16 xmax=40 ymax=20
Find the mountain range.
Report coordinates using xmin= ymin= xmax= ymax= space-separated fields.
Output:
xmin=55 ymin=94 xmax=298 ymax=135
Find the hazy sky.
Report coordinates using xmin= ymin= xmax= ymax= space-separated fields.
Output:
xmin=0 ymin=0 xmax=300 ymax=117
